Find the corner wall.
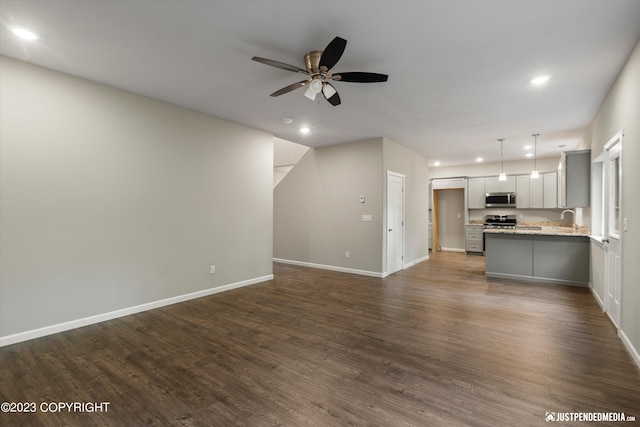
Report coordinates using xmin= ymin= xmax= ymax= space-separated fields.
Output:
xmin=273 ymin=137 xmax=430 ymax=276
xmin=0 ymin=57 xmax=274 ymax=343
xmin=383 ymin=138 xmax=430 ymax=269
xmin=273 ymin=138 xmax=384 ymax=275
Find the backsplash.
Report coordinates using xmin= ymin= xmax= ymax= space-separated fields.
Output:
xmin=468 ymin=208 xmax=575 ymax=225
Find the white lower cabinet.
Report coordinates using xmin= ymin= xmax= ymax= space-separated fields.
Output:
xmin=465 ymin=225 xmax=484 ymax=255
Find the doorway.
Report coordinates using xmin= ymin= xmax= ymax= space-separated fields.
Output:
xmin=433 ymin=189 xmax=465 ymax=252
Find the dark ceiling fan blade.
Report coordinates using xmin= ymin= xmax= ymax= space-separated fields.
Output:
xmin=323 ymin=83 xmax=341 ymax=106
xmin=333 ymin=72 xmax=388 ymax=83
xmin=269 ymin=80 xmax=309 ymax=97
xmin=319 ymin=37 xmax=347 ymax=71
xmin=252 ymin=56 xmax=307 ymax=74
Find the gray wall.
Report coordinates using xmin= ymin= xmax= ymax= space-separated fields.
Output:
xmin=0 ymin=57 xmax=274 ymax=339
xmin=584 ymin=40 xmax=640 ymax=362
xmin=273 ymin=138 xmax=384 ymax=273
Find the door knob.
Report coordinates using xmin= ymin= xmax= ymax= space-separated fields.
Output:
xmin=602 ymin=239 xmax=609 ymax=244
xmin=388 ymin=229 xmax=392 ymax=232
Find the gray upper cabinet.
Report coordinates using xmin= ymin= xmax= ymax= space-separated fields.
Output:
xmin=558 ymin=150 xmax=591 ymax=207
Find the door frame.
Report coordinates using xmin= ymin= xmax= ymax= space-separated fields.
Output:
xmin=604 ymin=130 xmax=623 ymax=328
xmin=386 ymin=171 xmax=405 ymax=275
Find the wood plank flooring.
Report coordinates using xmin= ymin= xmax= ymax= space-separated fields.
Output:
xmin=1 ymin=251 xmax=639 ymax=426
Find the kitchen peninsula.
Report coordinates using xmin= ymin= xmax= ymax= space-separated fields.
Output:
xmin=484 ymin=226 xmax=590 ymax=286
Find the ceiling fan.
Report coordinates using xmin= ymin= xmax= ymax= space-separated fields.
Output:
xmin=252 ymin=36 xmax=388 ymax=106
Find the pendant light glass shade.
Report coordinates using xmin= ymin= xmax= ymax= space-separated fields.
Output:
xmin=530 ymin=133 xmax=540 ymax=179
xmin=557 ymin=144 xmax=565 ymax=170
xmin=498 ymin=138 xmax=507 ymax=181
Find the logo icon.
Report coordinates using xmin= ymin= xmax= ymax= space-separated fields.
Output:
xmin=546 ymin=412 xmax=556 ymax=422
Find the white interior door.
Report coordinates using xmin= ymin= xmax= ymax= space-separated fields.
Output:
xmin=387 ymin=172 xmax=404 ymax=275
xmin=604 ymin=132 xmax=622 ymax=328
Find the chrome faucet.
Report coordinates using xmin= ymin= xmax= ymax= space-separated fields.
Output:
xmin=560 ymin=209 xmax=575 ymax=220
xmin=560 ymin=209 xmax=576 ymax=228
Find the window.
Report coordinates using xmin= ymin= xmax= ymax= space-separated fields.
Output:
xmin=591 ymin=155 xmax=604 ymax=237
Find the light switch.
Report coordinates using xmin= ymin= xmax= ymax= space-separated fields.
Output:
xmin=623 ymin=218 xmax=628 ymax=232
xmin=362 ymin=214 xmax=372 ymax=222
xmin=360 ymin=195 xmax=365 ymax=203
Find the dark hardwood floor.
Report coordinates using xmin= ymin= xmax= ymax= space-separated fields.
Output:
xmin=1 ymin=252 xmax=639 ymax=426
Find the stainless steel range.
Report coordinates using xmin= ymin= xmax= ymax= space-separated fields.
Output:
xmin=483 ymin=214 xmax=517 ymax=229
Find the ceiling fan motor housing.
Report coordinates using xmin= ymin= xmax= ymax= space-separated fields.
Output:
xmin=304 ymin=50 xmax=323 ymax=74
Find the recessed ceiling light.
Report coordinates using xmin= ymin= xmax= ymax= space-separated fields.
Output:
xmin=524 ymin=145 xmax=532 ymax=150
xmin=11 ymin=27 xmax=39 ymax=40
xmin=526 ymin=153 xmax=534 ymax=158
xmin=282 ymin=117 xmax=293 ymax=125
xmin=531 ymin=75 xmax=550 ymax=86
xmin=476 ymin=157 xmax=483 ymax=163
xmin=299 ymin=127 xmax=310 ymax=134
xmin=433 ymin=161 xmax=441 ymax=166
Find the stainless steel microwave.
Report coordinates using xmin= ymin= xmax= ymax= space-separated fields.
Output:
xmin=485 ymin=192 xmax=516 ymax=208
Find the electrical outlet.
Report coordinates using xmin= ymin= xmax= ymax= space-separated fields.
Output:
xmin=210 ymin=265 xmax=216 ymax=274
xmin=345 ymin=251 xmax=350 ymax=258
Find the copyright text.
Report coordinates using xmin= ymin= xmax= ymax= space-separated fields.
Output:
xmin=1 ymin=401 xmax=110 ymax=413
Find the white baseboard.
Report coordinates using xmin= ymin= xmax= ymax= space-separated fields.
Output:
xmin=441 ymin=247 xmax=466 ymax=253
xmin=589 ymin=283 xmax=605 ymax=311
xmin=273 ymin=258 xmax=384 ymax=278
xmin=619 ymin=329 xmax=640 ymax=371
xmin=0 ymin=274 xmax=273 ymax=347
xmin=404 ymin=255 xmax=429 ymax=270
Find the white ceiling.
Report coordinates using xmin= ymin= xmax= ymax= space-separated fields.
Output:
xmin=1 ymin=0 xmax=639 ymax=167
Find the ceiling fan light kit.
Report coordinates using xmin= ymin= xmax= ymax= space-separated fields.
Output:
xmin=252 ymin=36 xmax=388 ymax=106
xmin=304 ymin=78 xmax=324 ymax=100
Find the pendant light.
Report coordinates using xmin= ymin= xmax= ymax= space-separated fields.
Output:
xmin=557 ymin=144 xmax=566 ymax=170
xmin=530 ymin=133 xmax=540 ymax=179
xmin=498 ymin=138 xmax=507 ymax=181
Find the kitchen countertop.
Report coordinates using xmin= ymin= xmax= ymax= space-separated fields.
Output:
xmin=483 ymin=226 xmax=589 ymax=237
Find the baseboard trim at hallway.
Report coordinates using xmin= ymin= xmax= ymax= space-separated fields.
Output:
xmin=619 ymin=329 xmax=640 ymax=371
xmin=404 ymin=255 xmax=429 ymax=270
xmin=273 ymin=258 xmax=384 ymax=278
xmin=0 ymin=274 xmax=273 ymax=347
xmin=589 ymin=283 xmax=605 ymax=311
